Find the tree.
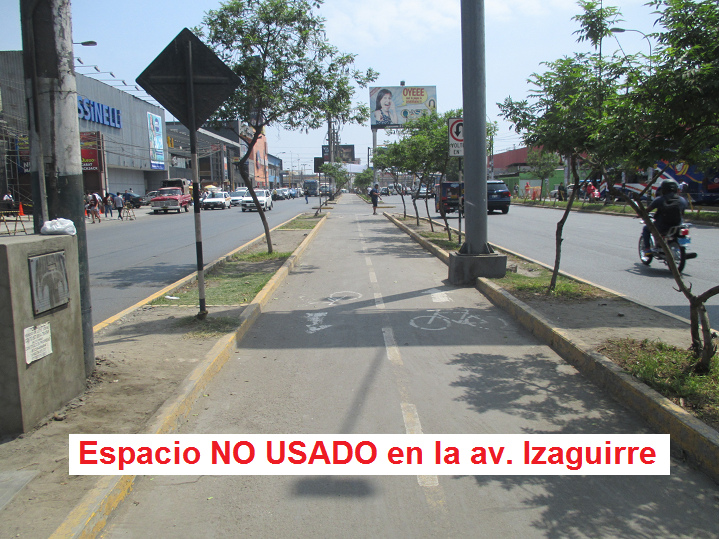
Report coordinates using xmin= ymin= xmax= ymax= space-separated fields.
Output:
xmin=526 ymin=148 xmax=560 ymax=199
xmin=196 ymin=0 xmax=377 ymax=252
xmin=499 ymin=52 xmax=619 ymax=291
xmin=353 ymin=168 xmax=374 ymax=194
xmin=502 ymin=0 xmax=719 ymax=371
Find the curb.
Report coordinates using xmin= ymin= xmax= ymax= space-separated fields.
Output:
xmin=384 ymin=212 xmax=719 ymax=484
xmin=51 ymin=214 xmax=328 ymax=539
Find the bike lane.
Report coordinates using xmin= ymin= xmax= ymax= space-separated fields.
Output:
xmin=105 ymin=196 xmax=719 ymax=538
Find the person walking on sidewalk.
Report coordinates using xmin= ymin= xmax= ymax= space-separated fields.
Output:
xmin=103 ymin=192 xmax=114 ymax=220
xmin=114 ymin=192 xmax=125 ymax=220
xmin=370 ymin=183 xmax=382 ymax=215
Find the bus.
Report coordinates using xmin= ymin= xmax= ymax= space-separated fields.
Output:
xmin=303 ymin=179 xmax=319 ymax=196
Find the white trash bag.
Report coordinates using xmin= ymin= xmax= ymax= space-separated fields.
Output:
xmin=41 ymin=218 xmax=77 ymax=236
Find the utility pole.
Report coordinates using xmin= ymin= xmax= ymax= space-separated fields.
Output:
xmin=449 ymin=0 xmax=506 ymax=284
xmin=21 ymin=0 xmax=95 ymax=375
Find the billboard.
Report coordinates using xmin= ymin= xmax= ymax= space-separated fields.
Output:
xmin=321 ymin=145 xmax=356 ymax=163
xmin=147 ymin=112 xmax=165 ymax=170
xmin=369 ymin=86 xmax=437 ymax=129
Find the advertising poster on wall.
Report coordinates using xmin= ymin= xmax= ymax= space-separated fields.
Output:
xmin=147 ymin=112 xmax=165 ymax=170
xmin=80 ymin=132 xmax=101 ymax=171
xmin=369 ymin=86 xmax=437 ymax=129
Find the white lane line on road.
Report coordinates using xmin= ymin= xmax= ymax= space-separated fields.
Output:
xmin=382 ymin=327 xmax=402 ymax=365
xmin=365 ymin=257 xmax=372 ymax=266
xmin=401 ymin=403 xmax=439 ymax=488
xmin=374 ymin=293 xmax=385 ymax=310
xmin=369 ymin=271 xmax=377 ymax=283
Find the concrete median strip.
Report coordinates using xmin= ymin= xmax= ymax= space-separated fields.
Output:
xmin=52 ymin=214 xmax=328 ymax=539
xmin=384 ymin=212 xmax=719 ymax=484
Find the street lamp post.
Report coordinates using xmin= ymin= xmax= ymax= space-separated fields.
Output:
xmin=611 ymin=28 xmax=653 ymax=71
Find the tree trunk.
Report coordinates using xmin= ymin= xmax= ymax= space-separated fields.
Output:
xmin=549 ymin=155 xmax=580 ymax=292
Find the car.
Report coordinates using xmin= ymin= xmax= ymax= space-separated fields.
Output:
xmin=241 ymin=189 xmax=273 ymax=212
xmin=413 ymin=186 xmax=430 ymax=199
xmin=380 ymin=187 xmax=390 ymax=196
xmin=280 ymin=188 xmax=291 ymax=199
xmin=201 ymin=191 xmax=231 ymax=210
xmin=288 ymin=188 xmax=297 ymax=198
xmin=271 ymin=189 xmax=285 ymax=201
xmin=142 ymin=191 xmax=159 ymax=205
xmin=122 ymin=192 xmax=143 ymax=208
xmin=487 ymin=180 xmax=511 ymax=213
xmin=229 ymin=189 xmax=248 ymax=206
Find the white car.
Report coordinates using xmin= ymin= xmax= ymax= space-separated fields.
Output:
xmin=201 ymin=191 xmax=231 ymax=210
xmin=241 ymin=189 xmax=273 ymax=212
xmin=230 ymin=189 xmax=248 ymax=206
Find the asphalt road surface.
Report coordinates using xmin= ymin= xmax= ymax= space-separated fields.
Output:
xmin=441 ymin=202 xmax=716 ymax=322
xmin=87 ymin=196 xmax=315 ymax=324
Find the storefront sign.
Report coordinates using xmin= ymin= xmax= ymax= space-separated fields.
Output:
xmin=77 ymin=97 xmax=122 ymax=129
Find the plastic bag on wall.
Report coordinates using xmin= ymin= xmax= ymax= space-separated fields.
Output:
xmin=40 ymin=218 xmax=77 ymax=236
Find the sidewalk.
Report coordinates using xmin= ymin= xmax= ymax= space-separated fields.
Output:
xmin=2 ymin=195 xmax=718 ymax=538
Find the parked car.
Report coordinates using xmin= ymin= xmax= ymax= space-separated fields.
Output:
xmin=201 ymin=191 xmax=231 ymax=210
xmin=142 ymin=191 xmax=159 ymax=205
xmin=380 ymin=187 xmax=390 ymax=196
xmin=280 ymin=188 xmax=291 ymax=199
xmin=229 ymin=189 xmax=247 ymax=206
xmin=241 ymin=189 xmax=273 ymax=211
xmin=271 ymin=189 xmax=284 ymax=201
xmin=122 ymin=192 xmax=143 ymax=208
xmin=487 ymin=180 xmax=511 ymax=214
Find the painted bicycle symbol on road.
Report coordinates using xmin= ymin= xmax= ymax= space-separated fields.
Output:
xmin=312 ymin=290 xmax=362 ymax=306
xmin=409 ymin=309 xmax=508 ymax=331
xmin=304 ymin=291 xmax=363 ymax=334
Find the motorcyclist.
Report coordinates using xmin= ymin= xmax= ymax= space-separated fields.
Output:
xmin=641 ymin=179 xmax=688 ymax=254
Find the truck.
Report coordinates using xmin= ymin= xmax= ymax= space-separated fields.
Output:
xmin=150 ymin=178 xmax=192 ymax=214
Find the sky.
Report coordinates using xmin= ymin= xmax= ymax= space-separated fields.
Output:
xmin=2 ymin=0 xmax=660 ymax=173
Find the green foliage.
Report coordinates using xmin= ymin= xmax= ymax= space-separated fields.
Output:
xmin=527 ymin=148 xmax=561 ymax=182
xmin=353 ymin=168 xmax=374 ymax=191
xmin=319 ymin=162 xmax=349 ymax=191
xmin=604 ymin=338 xmax=718 ymax=429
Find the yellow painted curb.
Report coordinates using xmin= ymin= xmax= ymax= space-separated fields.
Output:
xmin=53 ymin=214 xmax=328 ymax=539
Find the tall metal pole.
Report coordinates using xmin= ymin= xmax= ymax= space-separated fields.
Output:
xmin=460 ymin=0 xmax=490 ymax=254
xmin=21 ymin=0 xmax=95 ymax=375
xmin=186 ymin=40 xmax=207 ymax=319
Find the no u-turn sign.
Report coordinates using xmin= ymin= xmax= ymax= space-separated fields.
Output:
xmin=448 ymin=118 xmax=463 ymax=157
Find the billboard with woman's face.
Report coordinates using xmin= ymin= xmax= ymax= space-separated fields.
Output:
xmin=369 ymin=86 xmax=437 ymax=129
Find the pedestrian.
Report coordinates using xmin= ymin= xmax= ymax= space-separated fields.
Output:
xmin=370 ymin=183 xmax=382 ymax=215
xmin=103 ymin=192 xmax=114 ymax=219
xmin=114 ymin=192 xmax=125 ymax=220
xmin=3 ymin=190 xmax=13 ymax=202
xmin=88 ymin=192 xmax=101 ymax=223
xmin=305 ymin=189 xmax=309 ymax=204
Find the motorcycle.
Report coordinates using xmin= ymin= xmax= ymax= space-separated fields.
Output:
xmin=638 ymin=220 xmax=697 ymax=273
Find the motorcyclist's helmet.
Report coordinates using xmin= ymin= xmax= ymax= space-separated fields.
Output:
xmin=659 ymin=179 xmax=679 ymax=196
